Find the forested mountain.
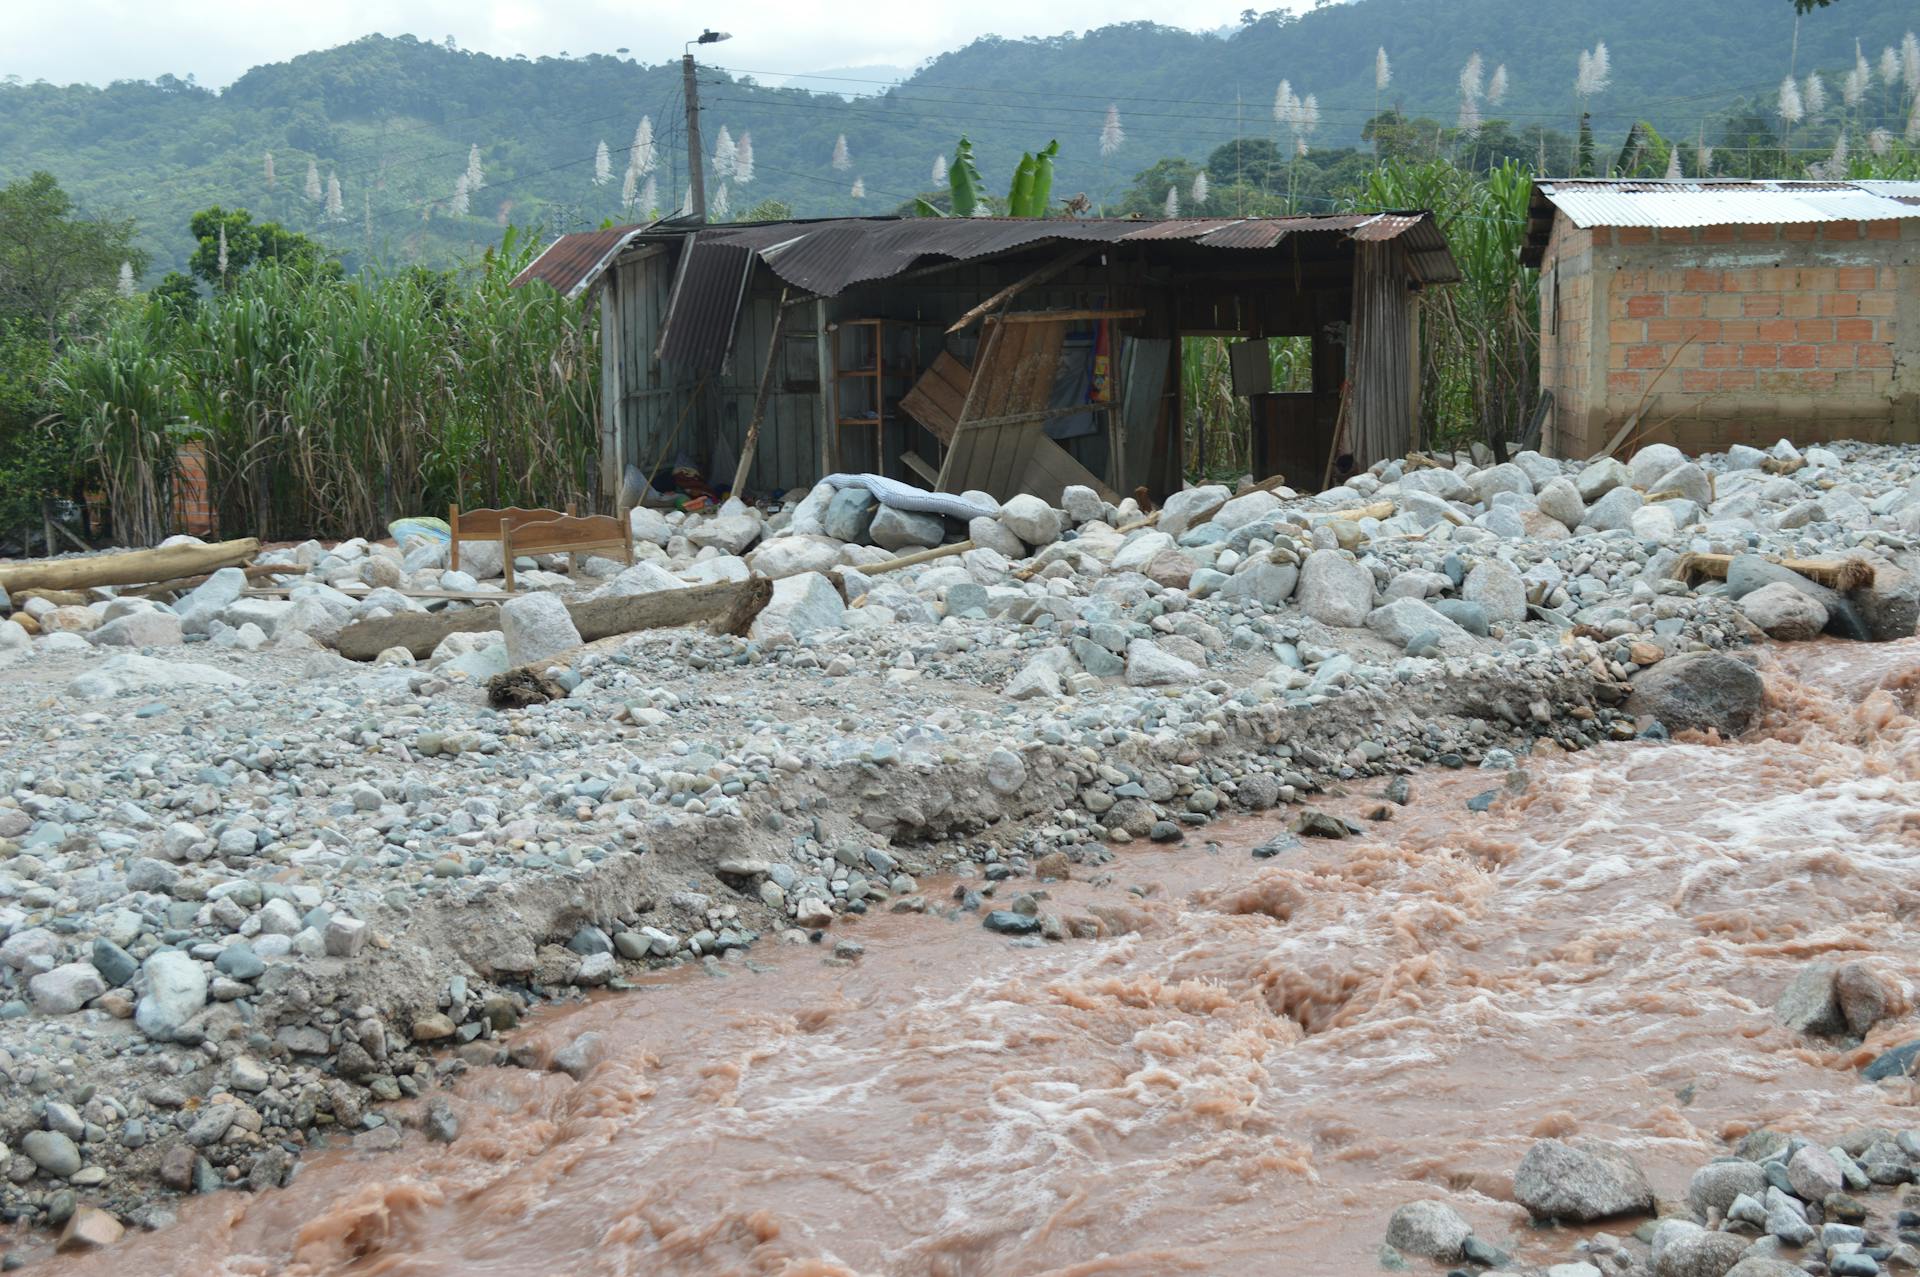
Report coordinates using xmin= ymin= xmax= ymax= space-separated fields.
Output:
xmin=1 ymin=0 xmax=1913 ymax=278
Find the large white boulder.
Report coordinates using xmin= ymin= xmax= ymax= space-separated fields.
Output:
xmin=1296 ymin=549 xmax=1374 ymax=627
xmin=1463 ymin=559 xmax=1528 ymax=625
xmin=748 ymin=572 xmax=845 ymax=641
xmin=747 ymin=535 xmax=847 ymax=579
xmin=686 ymin=514 xmax=762 ymax=556
xmin=1627 ymin=442 xmax=1687 ymax=490
xmin=499 ymin=592 xmax=582 ymax=667
xmin=784 ymin=482 xmax=838 ymax=537
xmin=998 ymin=495 xmax=1062 ymax=547
xmin=1740 ymin=582 xmax=1827 ymax=640
xmin=1157 ymin=485 xmax=1231 ymax=538
xmin=66 ymin=654 xmax=245 ymax=700
xmin=175 ymin=568 xmax=249 ymax=635
xmin=134 ymin=950 xmax=208 ymax=1042
xmin=869 ymin=506 xmax=945 ymax=552
xmin=89 ymin=610 xmax=183 ymax=648
xmin=595 ymin=561 xmax=689 ymax=597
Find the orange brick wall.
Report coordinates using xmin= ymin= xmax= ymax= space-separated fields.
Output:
xmin=1537 ymin=216 xmax=1920 ymax=456
xmin=172 ymin=443 xmax=216 ymax=536
xmin=1538 ymin=219 xmax=1595 ymax=457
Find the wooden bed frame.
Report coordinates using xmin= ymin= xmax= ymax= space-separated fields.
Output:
xmin=448 ymin=504 xmax=634 ymax=590
xmin=500 ymin=513 xmax=633 ymax=591
xmin=449 ymin=505 xmax=569 ymax=574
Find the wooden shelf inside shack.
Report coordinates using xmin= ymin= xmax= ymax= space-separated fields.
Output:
xmin=830 ymin=318 xmax=925 ymax=477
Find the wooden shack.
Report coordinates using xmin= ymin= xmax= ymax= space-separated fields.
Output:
xmin=513 ymin=213 xmax=1459 ymax=506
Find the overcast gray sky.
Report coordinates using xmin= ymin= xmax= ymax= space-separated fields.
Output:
xmin=7 ymin=0 xmax=1307 ymax=89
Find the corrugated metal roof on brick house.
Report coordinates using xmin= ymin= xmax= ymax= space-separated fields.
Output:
xmin=512 ymin=212 xmax=1461 ymax=302
xmin=1533 ymin=179 xmax=1920 ymax=230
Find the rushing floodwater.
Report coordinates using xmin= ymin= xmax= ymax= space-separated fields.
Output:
xmin=32 ymin=639 xmax=1920 ymax=1276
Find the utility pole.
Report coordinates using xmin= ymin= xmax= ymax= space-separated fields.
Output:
xmin=683 ymin=52 xmax=706 ymax=220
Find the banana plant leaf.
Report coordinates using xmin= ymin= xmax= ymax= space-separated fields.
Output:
xmin=1029 ymin=141 xmax=1059 ymax=218
xmin=949 ymin=137 xmax=984 ymax=217
xmin=1007 ymin=153 xmax=1037 ymax=218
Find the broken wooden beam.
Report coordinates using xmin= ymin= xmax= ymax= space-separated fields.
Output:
xmin=946 ymin=246 xmax=1099 ymax=334
xmin=335 ymin=576 xmax=773 ymax=661
xmin=0 ymin=538 xmax=259 ymax=595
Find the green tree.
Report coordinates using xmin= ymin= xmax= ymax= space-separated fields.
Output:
xmin=0 ymin=321 xmax=69 ymax=538
xmin=186 ymin=207 xmax=339 ymax=290
xmin=0 ymin=172 xmax=146 ymax=343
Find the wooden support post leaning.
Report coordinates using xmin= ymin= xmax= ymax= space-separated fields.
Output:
xmin=500 ymin=518 xmax=516 ymax=593
xmin=731 ymin=286 xmax=792 ymax=499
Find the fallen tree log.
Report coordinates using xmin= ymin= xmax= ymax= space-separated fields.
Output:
xmin=0 ymin=538 xmax=260 ymax=595
xmin=336 ymin=576 xmax=773 ymax=661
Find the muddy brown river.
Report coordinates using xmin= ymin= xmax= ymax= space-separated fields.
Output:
xmin=32 ymin=639 xmax=1920 ymax=1276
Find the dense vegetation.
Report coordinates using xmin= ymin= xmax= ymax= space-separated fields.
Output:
xmin=3 ymin=0 xmax=1917 ymax=277
xmin=53 ymin=232 xmax=597 ymax=546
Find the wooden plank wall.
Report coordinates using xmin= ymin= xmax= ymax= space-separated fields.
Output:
xmin=605 ymin=249 xmax=695 ymax=496
xmin=707 ymin=289 xmax=822 ymax=495
xmin=605 ymin=253 xmax=824 ymax=499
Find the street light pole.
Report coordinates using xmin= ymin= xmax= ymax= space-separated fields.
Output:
xmin=683 ymin=31 xmax=731 ymax=223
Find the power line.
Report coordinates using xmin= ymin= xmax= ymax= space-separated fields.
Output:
xmin=706 ymin=92 xmax=1871 ymax=158
xmin=708 ymin=63 xmax=1872 ymax=122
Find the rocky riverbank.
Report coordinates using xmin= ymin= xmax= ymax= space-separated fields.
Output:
xmin=1386 ymin=1125 xmax=1920 ymax=1276
xmin=1 ymin=438 xmax=1917 ymax=1255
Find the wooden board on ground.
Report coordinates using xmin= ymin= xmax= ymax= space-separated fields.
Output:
xmin=1669 ymin=552 xmax=1875 ymax=592
xmin=0 ymin=538 xmax=259 ymax=595
xmin=335 ymin=576 xmax=772 ymax=661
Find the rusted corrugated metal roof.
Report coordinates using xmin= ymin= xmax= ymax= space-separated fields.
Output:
xmin=710 ymin=212 xmax=1459 ymax=297
xmin=1533 ymin=178 xmax=1920 ymax=230
xmin=510 ymin=222 xmax=653 ymax=298
xmin=514 ymin=211 xmax=1461 ymax=305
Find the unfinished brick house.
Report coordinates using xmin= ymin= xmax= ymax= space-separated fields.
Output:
xmin=1522 ymin=179 xmax=1920 ymax=457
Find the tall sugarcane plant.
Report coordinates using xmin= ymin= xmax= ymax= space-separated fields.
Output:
xmin=54 ymin=230 xmax=599 ymax=543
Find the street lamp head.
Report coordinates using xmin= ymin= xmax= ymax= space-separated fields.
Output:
xmin=697 ymin=30 xmax=731 ymax=44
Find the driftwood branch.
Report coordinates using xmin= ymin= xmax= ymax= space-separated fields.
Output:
xmin=0 ymin=538 xmax=259 ymax=595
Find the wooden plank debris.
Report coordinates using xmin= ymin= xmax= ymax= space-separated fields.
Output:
xmin=1669 ymin=552 xmax=1874 ymax=592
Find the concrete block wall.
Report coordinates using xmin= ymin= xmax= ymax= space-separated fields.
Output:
xmin=1537 ymin=216 xmax=1919 ymax=457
